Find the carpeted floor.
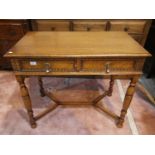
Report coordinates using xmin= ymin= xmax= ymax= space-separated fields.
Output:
xmin=0 ymin=71 xmax=155 ymax=134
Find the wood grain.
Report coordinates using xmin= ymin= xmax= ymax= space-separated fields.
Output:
xmin=4 ymin=32 xmax=151 ymax=58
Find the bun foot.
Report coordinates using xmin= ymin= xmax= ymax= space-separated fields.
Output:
xmin=116 ymin=122 xmax=123 ymax=128
xmin=116 ymin=118 xmax=124 ymax=128
xmin=31 ymin=123 xmax=37 ymax=129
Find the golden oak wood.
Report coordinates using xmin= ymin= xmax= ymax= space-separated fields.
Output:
xmin=5 ymin=32 xmax=149 ymax=58
xmin=31 ymin=19 xmax=152 ymax=46
xmin=109 ymin=20 xmax=146 ymax=34
xmin=4 ymin=31 xmax=150 ymax=128
xmin=35 ymin=20 xmax=70 ymax=31
xmin=73 ymin=20 xmax=107 ymax=31
xmin=15 ymin=75 xmax=37 ymax=128
xmin=117 ymin=76 xmax=139 ymax=127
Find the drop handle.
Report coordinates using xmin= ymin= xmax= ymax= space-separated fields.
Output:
xmin=45 ymin=63 xmax=51 ymax=73
xmin=105 ymin=63 xmax=110 ymax=73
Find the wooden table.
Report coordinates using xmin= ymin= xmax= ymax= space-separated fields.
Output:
xmin=4 ymin=32 xmax=150 ymax=128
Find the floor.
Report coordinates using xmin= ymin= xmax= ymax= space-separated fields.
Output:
xmin=140 ymin=75 xmax=155 ymax=97
xmin=0 ymin=71 xmax=155 ymax=135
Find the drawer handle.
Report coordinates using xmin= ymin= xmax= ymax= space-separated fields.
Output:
xmin=124 ymin=27 xmax=129 ymax=32
xmin=51 ymin=27 xmax=55 ymax=31
xmin=45 ymin=63 xmax=50 ymax=73
xmin=87 ymin=27 xmax=91 ymax=31
xmin=105 ymin=63 xmax=110 ymax=73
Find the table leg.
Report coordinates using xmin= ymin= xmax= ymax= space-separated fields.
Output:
xmin=16 ymin=75 xmax=37 ymax=128
xmin=117 ymin=77 xmax=138 ymax=128
xmin=38 ymin=76 xmax=45 ymax=97
xmin=107 ymin=76 xmax=115 ymax=96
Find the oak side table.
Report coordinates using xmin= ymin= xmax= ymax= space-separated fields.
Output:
xmin=4 ymin=32 xmax=150 ymax=128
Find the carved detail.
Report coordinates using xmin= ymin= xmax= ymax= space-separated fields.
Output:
xmin=81 ymin=67 xmax=135 ymax=72
xmin=15 ymin=58 xmax=144 ymax=73
xmin=11 ymin=59 xmax=20 ymax=71
xmin=21 ymin=68 xmax=75 ymax=72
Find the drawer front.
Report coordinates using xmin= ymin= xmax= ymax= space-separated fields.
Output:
xmin=81 ymin=59 xmax=139 ymax=73
xmin=36 ymin=20 xmax=70 ymax=31
xmin=18 ymin=59 xmax=75 ymax=72
xmin=73 ymin=21 xmax=107 ymax=31
xmin=109 ymin=20 xmax=147 ymax=34
xmin=12 ymin=58 xmax=144 ymax=74
xmin=0 ymin=24 xmax=24 ymax=40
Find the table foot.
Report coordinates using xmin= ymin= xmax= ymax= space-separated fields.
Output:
xmin=31 ymin=122 xmax=37 ymax=128
xmin=28 ymin=110 xmax=37 ymax=129
xmin=116 ymin=118 xmax=124 ymax=128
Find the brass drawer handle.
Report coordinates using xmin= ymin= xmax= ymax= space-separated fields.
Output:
xmin=105 ymin=63 xmax=110 ymax=73
xmin=45 ymin=63 xmax=51 ymax=73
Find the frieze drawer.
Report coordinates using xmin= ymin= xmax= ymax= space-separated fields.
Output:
xmin=16 ymin=59 xmax=75 ymax=72
xmin=81 ymin=59 xmax=144 ymax=73
xmin=11 ymin=58 xmax=145 ymax=74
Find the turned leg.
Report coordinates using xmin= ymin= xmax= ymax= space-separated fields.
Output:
xmin=107 ymin=76 xmax=115 ymax=96
xmin=16 ymin=75 xmax=37 ymax=128
xmin=117 ymin=77 xmax=139 ymax=128
xmin=38 ymin=76 xmax=45 ymax=97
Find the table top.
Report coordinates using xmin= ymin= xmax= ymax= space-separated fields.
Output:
xmin=5 ymin=31 xmax=150 ymax=58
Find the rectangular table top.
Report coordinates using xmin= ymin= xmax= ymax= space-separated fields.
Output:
xmin=5 ymin=31 xmax=150 ymax=58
